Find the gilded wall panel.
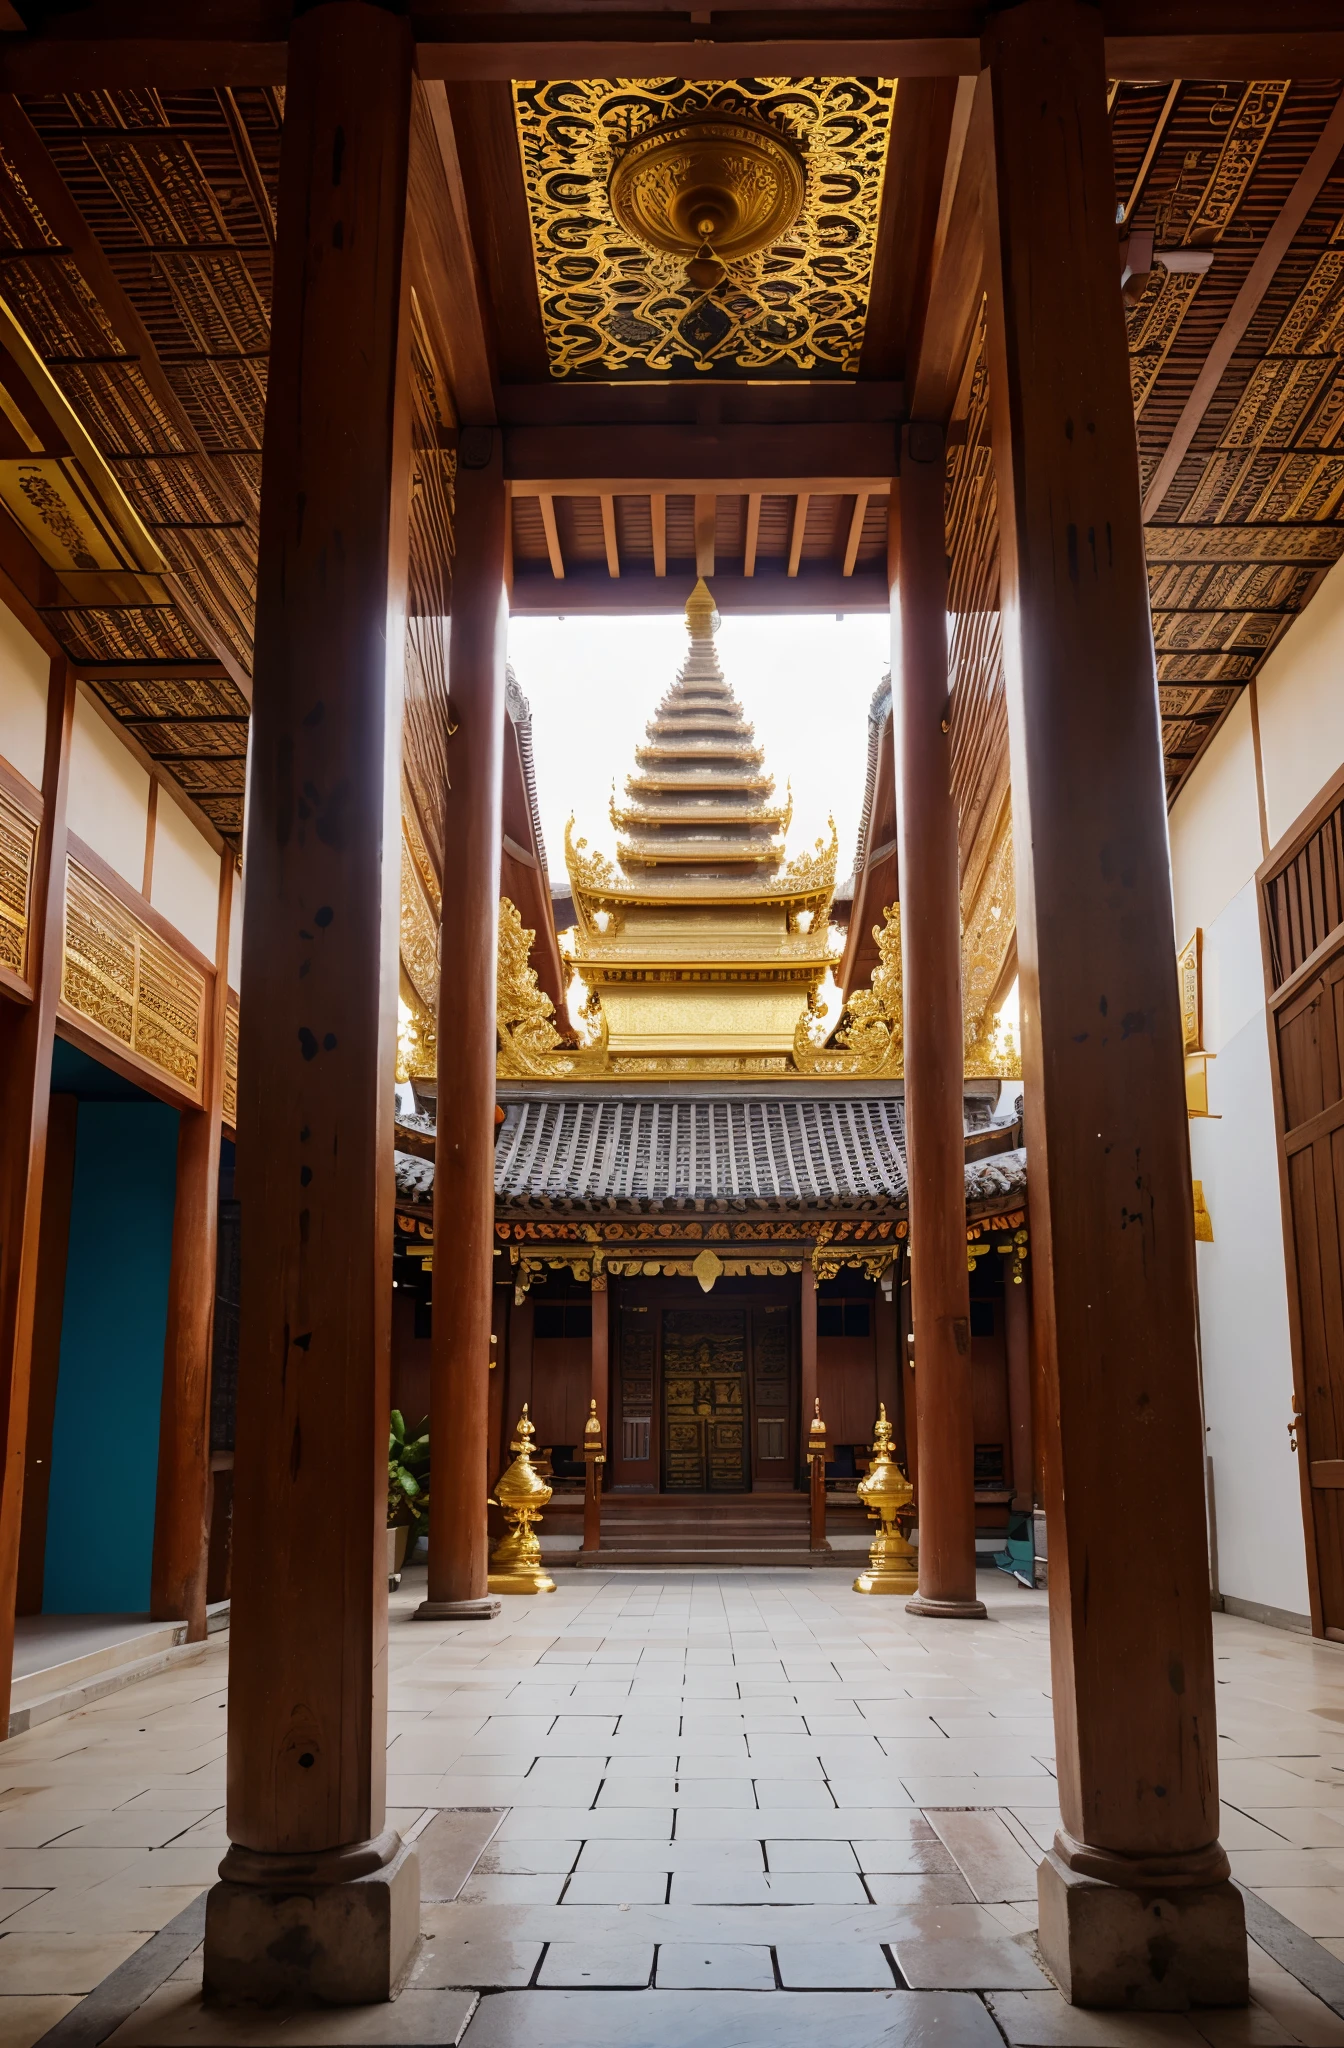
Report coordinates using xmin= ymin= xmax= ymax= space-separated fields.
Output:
xmin=222 ymin=988 xmax=239 ymax=1130
xmin=0 ymin=782 xmax=37 ymax=982
xmin=62 ymin=856 xmax=206 ymax=1099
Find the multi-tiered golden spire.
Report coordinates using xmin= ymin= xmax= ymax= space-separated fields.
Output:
xmin=611 ymin=580 xmax=790 ymax=872
xmin=563 ymin=581 xmax=838 ymax=1073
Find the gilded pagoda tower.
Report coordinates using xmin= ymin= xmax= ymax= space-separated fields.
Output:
xmin=564 ymin=580 xmax=837 ymax=1070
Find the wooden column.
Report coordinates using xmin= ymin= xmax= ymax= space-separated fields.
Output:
xmin=983 ymin=0 xmax=1243 ymax=2008
xmin=1004 ymin=1265 xmax=1033 ymax=1513
xmin=0 ymin=656 xmax=73 ymax=1736
xmin=419 ymin=430 xmax=507 ymax=1621
xmin=590 ymin=1268 xmax=609 ymax=1450
xmin=799 ymin=1260 xmax=818 ymax=1485
xmin=204 ymin=1 xmax=418 ymax=2007
xmin=152 ymin=857 xmax=233 ymax=1641
xmin=894 ymin=424 xmax=983 ymax=1620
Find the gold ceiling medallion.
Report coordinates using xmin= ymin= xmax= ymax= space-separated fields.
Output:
xmin=512 ymin=78 xmax=895 ymax=380
xmin=608 ymin=110 xmax=805 ymax=294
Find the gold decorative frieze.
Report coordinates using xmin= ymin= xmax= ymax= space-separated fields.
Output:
xmin=222 ymin=989 xmax=238 ymax=1130
xmin=512 ymin=77 xmax=895 ymax=380
xmin=962 ymin=804 xmax=1021 ymax=1079
xmin=62 ymin=855 xmax=205 ymax=1098
xmin=0 ymin=781 xmax=37 ymax=983
xmin=400 ymin=828 xmax=440 ymax=1012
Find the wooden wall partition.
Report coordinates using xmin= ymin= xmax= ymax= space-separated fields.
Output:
xmin=1258 ymin=758 xmax=1344 ymax=1639
xmin=0 ymin=658 xmax=71 ymax=1736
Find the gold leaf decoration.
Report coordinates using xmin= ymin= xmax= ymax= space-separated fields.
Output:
xmin=497 ymin=895 xmax=610 ymax=1080
xmin=62 ymin=856 xmax=205 ymax=1096
xmin=794 ymin=901 xmax=902 ymax=1077
xmin=512 ymin=77 xmax=896 ymax=381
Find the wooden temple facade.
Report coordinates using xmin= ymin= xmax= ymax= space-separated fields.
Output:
xmin=1 ymin=0 xmax=1344 ymax=2012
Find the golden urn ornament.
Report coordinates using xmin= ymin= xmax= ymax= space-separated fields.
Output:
xmin=854 ymin=1403 xmax=918 ymax=1596
xmin=488 ymin=1404 xmax=556 ymax=1596
xmin=608 ymin=110 xmax=806 ymax=292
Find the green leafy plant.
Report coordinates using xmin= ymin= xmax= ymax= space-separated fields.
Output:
xmin=388 ymin=1410 xmax=430 ymax=1532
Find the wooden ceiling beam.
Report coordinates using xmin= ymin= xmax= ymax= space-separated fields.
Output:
xmin=412 ymin=79 xmax=498 ymax=425
xmin=787 ymin=496 xmax=810 ymax=578
xmin=744 ymin=494 xmax=761 ymax=580
xmin=650 ymin=492 xmax=667 ymax=578
xmin=506 ymin=421 xmax=896 ymax=491
xmin=860 ymin=75 xmax=959 ymax=383
xmin=510 ymin=566 xmax=889 ymax=616
xmin=694 ymin=493 xmax=716 ymax=579
xmin=843 ymin=494 xmax=870 ymax=578
xmin=908 ymin=70 xmax=989 ymax=425
xmin=600 ymin=492 xmax=620 ymax=578
xmin=538 ymin=493 xmax=564 ymax=581
xmin=1141 ymin=86 xmax=1344 ymax=521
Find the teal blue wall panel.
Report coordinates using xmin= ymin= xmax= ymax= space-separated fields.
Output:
xmin=43 ymin=1100 xmax=179 ymax=1614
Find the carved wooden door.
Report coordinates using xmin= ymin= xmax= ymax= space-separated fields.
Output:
xmin=661 ymin=1309 xmax=748 ymax=1491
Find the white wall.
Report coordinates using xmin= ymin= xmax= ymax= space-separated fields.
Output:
xmin=1167 ymin=575 xmax=1344 ymax=1624
xmin=1257 ymin=551 xmax=1344 ymax=849
xmin=68 ymin=693 xmax=150 ymax=888
xmin=0 ymin=604 xmax=50 ymax=788
xmin=151 ymin=790 xmax=220 ymax=961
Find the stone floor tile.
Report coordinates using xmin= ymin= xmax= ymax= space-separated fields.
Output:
xmin=575 ymin=1840 xmax=765 ymax=1875
xmin=0 ymin=1993 xmax=80 ymax=2047
xmin=927 ymin=1809 xmax=1041 ymax=1903
xmin=456 ymin=1876 xmax=564 ymax=1905
xmin=752 ymin=1779 xmax=835 ymax=1808
xmin=891 ymin=1936 xmax=1050 ymax=1990
xmin=774 ymin=1942 xmax=897 ymax=1988
xmin=2 ymin=1885 xmax=202 ymax=1936
xmin=852 ymin=1838 xmax=956 ymax=1875
xmin=411 ymin=1939 xmax=542 ymax=1989
xmin=0 ymin=1901 xmax=43 ymax=1933
xmin=561 ymin=1873 xmax=669 ymax=1905
xmin=1256 ymin=1888 xmax=1344 ymax=1938
xmin=1233 ymin=1850 xmax=1344 ymax=1886
xmin=763 ymin=1839 xmax=857 ymax=1872
xmin=0 ymin=1931 xmax=144 ymax=1993
xmin=105 ymin=1983 xmax=478 ymax=2045
xmin=654 ymin=1942 xmax=774 ymax=1989
xmin=987 ymin=1991 xmax=1208 ymax=2045
xmin=1241 ymin=1812 xmax=1344 ymax=1850
xmin=535 ymin=1941 xmax=653 ymax=1988
xmin=473 ymin=1840 xmax=579 ymax=1875
xmin=864 ymin=1873 xmax=978 ymax=1906
xmin=494 ymin=1808 xmax=672 ymax=1841
xmin=670 ymin=1873 xmax=868 ymax=1904
xmin=460 ymin=1987 xmax=1004 ymax=2048
xmin=1245 ymin=1941 xmax=1344 ymax=2046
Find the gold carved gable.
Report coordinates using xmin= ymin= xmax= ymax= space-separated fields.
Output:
xmin=512 ymin=78 xmax=895 ymax=380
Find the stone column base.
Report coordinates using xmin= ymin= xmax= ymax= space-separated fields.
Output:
xmin=415 ymin=1597 xmax=501 ymax=1620
xmin=1038 ymin=1851 xmax=1248 ymax=2009
xmin=203 ymin=1837 xmax=420 ymax=2006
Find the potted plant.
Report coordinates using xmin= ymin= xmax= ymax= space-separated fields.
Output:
xmin=388 ymin=1410 xmax=429 ymax=1586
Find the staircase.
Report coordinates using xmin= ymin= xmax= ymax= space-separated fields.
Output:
xmin=571 ymin=1491 xmax=864 ymax=1569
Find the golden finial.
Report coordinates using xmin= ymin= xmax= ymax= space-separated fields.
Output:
xmin=584 ymin=1398 xmax=602 ymax=1439
xmin=685 ymin=577 xmax=720 ymax=641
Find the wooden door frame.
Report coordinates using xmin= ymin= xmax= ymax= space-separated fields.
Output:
xmin=1256 ymin=759 xmax=1344 ymax=1640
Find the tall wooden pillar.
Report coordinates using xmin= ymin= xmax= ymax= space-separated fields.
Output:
xmin=799 ymin=1260 xmax=818 ymax=1482
xmin=983 ymin=0 xmax=1243 ymax=2007
xmin=152 ymin=858 xmax=233 ymax=1642
xmin=0 ymin=656 xmax=73 ymax=1737
xmin=419 ymin=431 xmax=507 ymax=1621
xmin=204 ymin=1 xmax=418 ymax=2006
xmin=1004 ymin=1266 xmax=1033 ymax=1513
xmin=894 ymin=424 xmax=983 ymax=1621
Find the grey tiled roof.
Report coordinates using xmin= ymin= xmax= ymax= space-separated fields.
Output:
xmin=493 ymin=1095 xmax=910 ymax=1211
xmin=394 ymin=1098 xmax=1027 ymax=1216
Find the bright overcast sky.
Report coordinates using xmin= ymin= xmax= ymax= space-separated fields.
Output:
xmin=506 ymin=610 xmax=893 ymax=887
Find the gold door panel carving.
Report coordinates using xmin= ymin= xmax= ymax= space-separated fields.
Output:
xmin=662 ymin=1310 xmax=748 ymax=1490
xmin=0 ymin=781 xmax=37 ymax=983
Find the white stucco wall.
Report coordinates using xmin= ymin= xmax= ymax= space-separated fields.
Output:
xmin=1257 ymin=551 xmax=1344 ymax=849
xmin=68 ymin=692 xmax=150 ymax=888
xmin=151 ymin=789 xmax=220 ymax=961
xmin=0 ymin=604 xmax=50 ymax=789
xmin=1167 ymin=566 xmax=1344 ymax=1624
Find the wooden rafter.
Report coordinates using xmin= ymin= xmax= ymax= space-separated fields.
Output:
xmin=843 ymin=495 xmax=869 ymax=578
xmin=600 ymin=493 xmax=620 ymax=578
xmin=787 ymin=495 xmax=810 ymax=578
xmin=694 ymin=493 xmax=716 ymax=579
xmin=650 ymin=492 xmax=666 ymax=578
xmin=538 ymin=494 xmax=564 ymax=580
xmin=744 ymin=493 xmax=761 ymax=579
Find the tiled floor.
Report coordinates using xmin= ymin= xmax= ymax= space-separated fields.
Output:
xmin=5 ymin=1570 xmax=1344 ymax=2043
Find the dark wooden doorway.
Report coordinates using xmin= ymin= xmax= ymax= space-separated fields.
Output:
xmin=1261 ymin=767 xmax=1344 ymax=1637
xmin=662 ymin=1308 xmax=749 ymax=1491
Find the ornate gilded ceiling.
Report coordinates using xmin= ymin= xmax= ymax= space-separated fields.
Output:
xmin=511 ymin=78 xmax=896 ymax=380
